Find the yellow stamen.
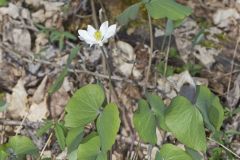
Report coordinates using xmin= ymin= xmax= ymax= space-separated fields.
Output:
xmin=94 ymin=31 xmax=102 ymax=41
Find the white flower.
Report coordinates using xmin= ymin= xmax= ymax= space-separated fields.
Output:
xmin=78 ymin=21 xmax=117 ymax=46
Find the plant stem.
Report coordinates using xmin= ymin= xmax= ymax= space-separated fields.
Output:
xmin=163 ymin=35 xmax=172 ymax=77
xmin=208 ymin=137 xmax=240 ymax=159
xmin=100 ymin=46 xmax=135 ymax=152
xmin=144 ymin=12 xmax=154 ymax=93
xmin=100 ymin=46 xmax=112 ymax=102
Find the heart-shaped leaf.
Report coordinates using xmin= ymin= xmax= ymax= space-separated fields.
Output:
xmin=158 ymin=144 xmax=193 ymax=160
xmin=195 ymin=86 xmax=224 ymax=132
xmin=145 ymin=0 xmax=192 ymax=20
xmin=54 ymin=123 xmax=66 ymax=150
xmin=133 ymin=99 xmax=157 ymax=144
xmin=77 ymin=133 xmax=101 ymax=160
xmin=66 ymin=127 xmax=84 ymax=153
xmin=7 ymin=136 xmax=38 ymax=156
xmin=165 ymin=96 xmax=206 ymax=151
xmin=65 ymin=84 xmax=105 ymax=128
xmin=146 ymin=93 xmax=168 ymax=131
xmin=97 ymin=103 xmax=120 ymax=152
xmin=117 ymin=2 xmax=142 ymax=25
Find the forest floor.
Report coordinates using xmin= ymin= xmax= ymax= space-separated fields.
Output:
xmin=0 ymin=0 xmax=240 ymax=159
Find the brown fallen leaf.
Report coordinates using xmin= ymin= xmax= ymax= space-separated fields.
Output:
xmin=28 ymin=97 xmax=48 ymax=122
xmin=32 ymin=76 xmax=48 ymax=104
xmin=6 ymin=79 xmax=28 ymax=119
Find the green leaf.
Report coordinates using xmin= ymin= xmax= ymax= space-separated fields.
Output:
xmin=209 ymin=147 xmax=223 ymax=160
xmin=36 ymin=120 xmax=53 ymax=137
xmin=97 ymin=103 xmax=120 ymax=152
xmin=96 ymin=152 xmax=107 ymax=160
xmin=8 ymin=136 xmax=38 ymax=156
xmin=208 ymin=96 xmax=224 ymax=131
xmin=117 ymin=2 xmax=141 ymax=25
xmin=157 ymin=61 xmax=174 ymax=77
xmin=67 ymin=45 xmax=80 ymax=66
xmin=54 ymin=123 xmax=66 ymax=150
xmin=195 ymin=86 xmax=224 ymax=132
xmin=155 ymin=151 xmax=163 ymax=160
xmin=48 ymin=68 xmax=68 ymax=95
xmin=192 ymin=29 xmax=205 ymax=46
xmin=146 ymin=93 xmax=168 ymax=131
xmin=0 ymin=101 xmax=7 ymax=112
xmin=63 ymin=32 xmax=77 ymax=40
xmin=59 ymin=34 xmax=65 ymax=50
xmin=133 ymin=99 xmax=157 ymax=144
xmin=159 ymin=144 xmax=193 ymax=160
xmin=0 ymin=150 xmax=8 ymax=160
xmin=65 ymin=84 xmax=105 ymax=128
xmin=50 ymin=31 xmax=61 ymax=42
xmin=68 ymin=149 xmax=78 ymax=160
xmin=185 ymin=147 xmax=203 ymax=160
xmin=165 ymin=19 xmax=174 ymax=36
xmin=66 ymin=127 xmax=84 ymax=153
xmin=77 ymin=133 xmax=101 ymax=160
xmin=145 ymin=0 xmax=192 ymax=20
xmin=165 ymin=96 xmax=207 ymax=151
xmin=0 ymin=0 xmax=8 ymax=6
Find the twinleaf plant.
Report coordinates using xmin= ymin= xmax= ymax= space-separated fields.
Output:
xmin=117 ymin=0 xmax=192 ymax=25
xmin=133 ymin=86 xmax=224 ymax=160
xmin=0 ymin=0 xmax=235 ymax=160
xmin=65 ymin=84 xmax=120 ymax=159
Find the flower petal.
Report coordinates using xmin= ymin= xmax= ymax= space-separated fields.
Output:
xmin=78 ymin=29 xmax=96 ymax=45
xmin=102 ymin=24 xmax=117 ymax=42
xmin=87 ymin=25 xmax=96 ymax=37
xmin=100 ymin=21 xmax=109 ymax=36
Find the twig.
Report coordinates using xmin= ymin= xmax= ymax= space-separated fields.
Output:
xmin=144 ymin=12 xmax=154 ymax=93
xmin=207 ymin=137 xmax=240 ymax=159
xmin=15 ymin=113 xmax=29 ymax=135
xmin=0 ymin=119 xmax=40 ymax=127
xmin=100 ymin=47 xmax=112 ymax=102
xmin=39 ymin=133 xmax=53 ymax=158
xmin=90 ymin=0 xmax=99 ymax=28
xmin=227 ymin=36 xmax=240 ymax=111
xmin=99 ymin=46 xmax=134 ymax=133
xmin=1 ymin=43 xmax=158 ymax=89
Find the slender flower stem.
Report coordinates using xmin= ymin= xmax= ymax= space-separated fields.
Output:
xmin=163 ymin=35 xmax=172 ymax=77
xmin=100 ymin=46 xmax=112 ymax=101
xmin=100 ymin=46 xmax=134 ymax=134
xmin=207 ymin=137 xmax=240 ymax=159
xmin=144 ymin=12 xmax=154 ymax=93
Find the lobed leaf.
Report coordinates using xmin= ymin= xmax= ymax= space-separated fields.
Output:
xmin=97 ymin=103 xmax=120 ymax=152
xmin=165 ymin=96 xmax=207 ymax=151
xmin=133 ymin=99 xmax=157 ymax=144
xmin=65 ymin=84 xmax=105 ymax=128
xmin=158 ymin=144 xmax=193 ymax=160
xmin=117 ymin=2 xmax=142 ymax=25
xmin=145 ymin=0 xmax=192 ymax=20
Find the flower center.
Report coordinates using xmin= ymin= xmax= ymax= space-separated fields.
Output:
xmin=94 ymin=31 xmax=102 ymax=41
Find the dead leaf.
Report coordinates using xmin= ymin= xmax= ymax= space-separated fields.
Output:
xmin=6 ymin=79 xmax=28 ymax=119
xmin=32 ymin=76 xmax=48 ymax=104
xmin=193 ymin=45 xmax=220 ymax=69
xmin=41 ymin=1 xmax=64 ymax=11
xmin=28 ymin=98 xmax=48 ymax=122
xmin=227 ymin=74 xmax=240 ymax=108
xmin=32 ymin=9 xmax=46 ymax=23
xmin=213 ymin=8 xmax=240 ymax=28
xmin=35 ymin=33 xmax=49 ymax=53
xmin=25 ymin=0 xmax=41 ymax=8
xmin=0 ymin=3 xmax=20 ymax=19
xmin=12 ymin=28 xmax=31 ymax=52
